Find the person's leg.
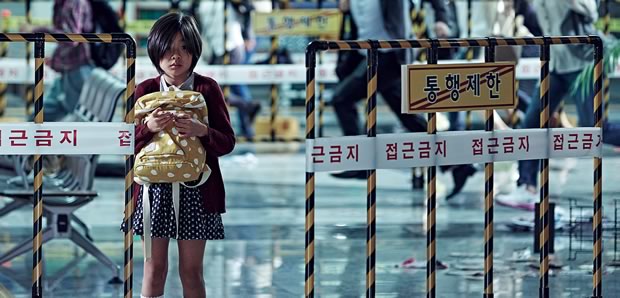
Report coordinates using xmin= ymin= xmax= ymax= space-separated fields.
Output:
xmin=178 ymin=240 xmax=207 ymax=298
xmin=377 ymin=52 xmax=426 ymax=133
xmin=329 ymin=59 xmax=371 ymax=179
xmin=517 ymin=72 xmax=566 ymax=188
xmin=440 ymin=112 xmax=465 ymax=174
xmin=331 ymin=60 xmax=368 ymax=136
xmin=141 ymin=237 xmax=170 ymax=297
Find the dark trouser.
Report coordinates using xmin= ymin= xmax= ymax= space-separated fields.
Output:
xmin=331 ymin=52 xmax=426 ymax=136
xmin=518 ymin=70 xmax=620 ymax=187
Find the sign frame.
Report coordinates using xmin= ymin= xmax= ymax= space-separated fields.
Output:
xmin=401 ymin=62 xmax=517 ymax=113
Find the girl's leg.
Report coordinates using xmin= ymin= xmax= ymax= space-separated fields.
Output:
xmin=142 ymin=237 xmax=170 ymax=297
xmin=178 ymin=239 xmax=207 ymax=298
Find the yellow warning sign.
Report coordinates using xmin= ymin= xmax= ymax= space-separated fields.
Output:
xmin=253 ymin=9 xmax=342 ymax=37
xmin=402 ymin=63 xmax=516 ymax=113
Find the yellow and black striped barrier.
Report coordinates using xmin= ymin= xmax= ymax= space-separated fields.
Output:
xmin=604 ymin=0 xmax=610 ymax=120
xmin=412 ymin=1 xmax=427 ymax=62
xmin=426 ymin=40 xmax=439 ymax=298
xmin=269 ymin=0 xmax=280 ymax=142
xmin=304 ymin=42 xmax=318 ymax=298
xmin=365 ymin=45 xmax=378 ymax=297
xmin=0 ymin=32 xmax=136 ymax=298
xmin=539 ymin=37 xmax=551 ymax=298
xmin=592 ymin=36 xmax=604 ymax=298
xmin=24 ymin=3 xmax=33 ymax=116
xmin=32 ymin=36 xmax=43 ymax=298
xmin=316 ymin=0 xmax=326 ymax=138
xmin=305 ymin=35 xmax=603 ymax=298
xmin=0 ymin=10 xmax=9 ymax=117
xmin=483 ymin=38 xmax=496 ymax=298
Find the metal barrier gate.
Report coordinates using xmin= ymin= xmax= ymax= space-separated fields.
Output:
xmin=0 ymin=32 xmax=136 ymax=298
xmin=305 ymin=35 xmax=604 ymax=298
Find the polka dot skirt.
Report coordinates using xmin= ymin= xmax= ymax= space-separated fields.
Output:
xmin=121 ymin=183 xmax=224 ymax=240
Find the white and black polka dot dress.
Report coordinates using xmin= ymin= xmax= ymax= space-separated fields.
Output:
xmin=121 ymin=183 xmax=224 ymax=240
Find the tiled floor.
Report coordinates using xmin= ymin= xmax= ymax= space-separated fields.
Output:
xmin=0 ymin=143 xmax=619 ymax=297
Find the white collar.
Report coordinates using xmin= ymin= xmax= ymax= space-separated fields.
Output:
xmin=160 ymin=73 xmax=195 ymax=91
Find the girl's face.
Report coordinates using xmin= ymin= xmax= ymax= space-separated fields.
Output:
xmin=160 ymin=33 xmax=192 ymax=82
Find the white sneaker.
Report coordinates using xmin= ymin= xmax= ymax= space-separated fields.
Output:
xmin=496 ymin=185 xmax=538 ymax=211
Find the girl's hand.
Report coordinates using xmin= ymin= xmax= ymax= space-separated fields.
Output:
xmin=174 ymin=114 xmax=209 ymax=138
xmin=146 ymin=108 xmax=173 ymax=133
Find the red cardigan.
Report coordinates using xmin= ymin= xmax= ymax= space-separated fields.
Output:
xmin=132 ymin=73 xmax=235 ymax=214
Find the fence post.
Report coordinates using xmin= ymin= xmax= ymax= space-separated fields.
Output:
xmin=538 ymin=36 xmax=550 ymax=298
xmin=25 ymin=0 xmax=33 ymax=116
xmin=591 ymin=34 xmax=604 ymax=298
xmin=317 ymin=0 xmax=325 ymax=138
xmin=0 ymin=9 xmax=9 ymax=117
xmin=603 ymin=0 xmax=610 ymax=120
xmin=304 ymin=41 xmax=318 ymax=298
xmin=270 ymin=0 xmax=279 ymax=141
xmin=31 ymin=33 xmax=44 ymax=298
xmin=483 ymin=37 xmax=496 ymax=298
xmin=123 ymin=34 xmax=137 ymax=298
xmin=365 ymin=41 xmax=378 ymax=298
xmin=426 ymin=39 xmax=438 ymax=298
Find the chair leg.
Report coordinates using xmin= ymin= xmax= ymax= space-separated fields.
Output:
xmin=69 ymin=230 xmax=120 ymax=278
xmin=71 ymin=215 xmax=93 ymax=241
xmin=0 ymin=200 xmax=28 ymax=218
xmin=0 ymin=227 xmax=54 ymax=265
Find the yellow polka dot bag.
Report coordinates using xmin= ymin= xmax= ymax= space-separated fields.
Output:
xmin=134 ymin=90 xmax=211 ymax=184
xmin=133 ymin=90 xmax=211 ymax=259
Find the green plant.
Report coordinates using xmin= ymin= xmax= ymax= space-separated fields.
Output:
xmin=571 ymin=39 xmax=620 ymax=99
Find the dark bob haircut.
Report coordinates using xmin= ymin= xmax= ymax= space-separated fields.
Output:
xmin=147 ymin=12 xmax=202 ymax=75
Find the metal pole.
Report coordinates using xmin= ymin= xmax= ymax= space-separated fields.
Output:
xmin=538 ymin=37 xmax=550 ymax=298
xmin=604 ymin=0 xmax=611 ymax=120
xmin=270 ymin=0 xmax=279 ymax=141
xmin=304 ymin=42 xmax=317 ymax=298
xmin=32 ymin=34 xmax=44 ymax=298
xmin=591 ymin=35 xmax=604 ymax=298
xmin=0 ymin=9 xmax=9 ymax=117
xmin=25 ymin=0 xmax=33 ymax=115
xmin=426 ymin=39 xmax=438 ymax=298
xmin=483 ymin=37 xmax=496 ymax=298
xmin=123 ymin=34 xmax=137 ymax=298
xmin=365 ymin=44 xmax=378 ymax=298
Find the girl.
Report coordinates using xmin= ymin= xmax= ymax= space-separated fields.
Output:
xmin=123 ymin=12 xmax=235 ymax=298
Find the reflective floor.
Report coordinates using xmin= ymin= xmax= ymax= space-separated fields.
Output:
xmin=0 ymin=142 xmax=619 ymax=297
